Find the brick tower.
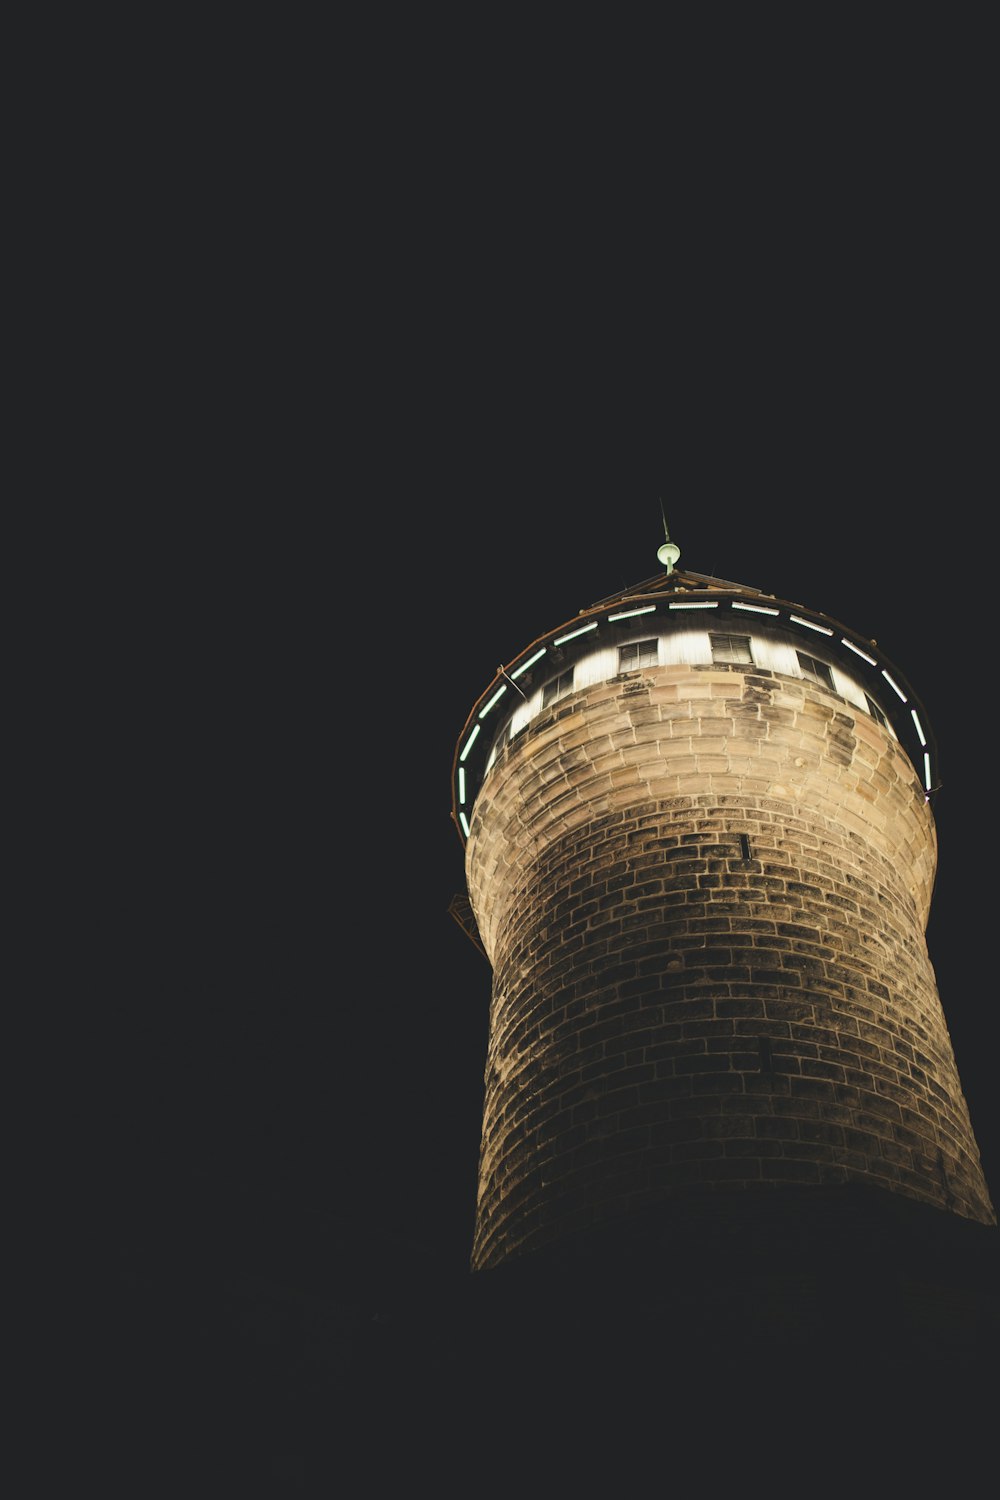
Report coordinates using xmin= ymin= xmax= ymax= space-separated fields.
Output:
xmin=451 ymin=530 xmax=996 ymax=1320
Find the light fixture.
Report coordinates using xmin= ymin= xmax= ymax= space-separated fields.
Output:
xmin=553 ymin=621 xmax=599 ymax=645
xmin=511 ymin=648 xmax=546 ymax=679
xmin=608 ymin=605 xmax=656 ymax=621
xmin=841 ymin=638 xmax=878 ymax=665
xmin=791 ymin=615 xmax=833 ymax=635
xmin=478 ymin=684 xmax=507 ymax=719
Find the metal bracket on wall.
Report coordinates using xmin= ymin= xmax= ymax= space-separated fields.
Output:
xmin=448 ymin=893 xmax=489 ymax=960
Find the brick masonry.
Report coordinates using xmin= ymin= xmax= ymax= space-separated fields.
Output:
xmin=465 ymin=663 xmax=997 ymax=1271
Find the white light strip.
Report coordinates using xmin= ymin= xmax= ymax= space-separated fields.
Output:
xmin=459 ymin=724 xmax=481 ymax=761
xmin=510 ymin=648 xmax=546 ymax=679
xmin=733 ymin=602 xmax=779 ymax=615
xmin=791 ymin=614 xmax=833 ymax=635
xmin=478 ymin=684 xmax=507 ymax=719
xmin=553 ymin=621 xmax=599 ymax=644
xmin=923 ymin=753 xmax=932 ymax=791
xmin=910 ymin=709 xmax=926 ymax=746
xmin=669 ymin=601 xmax=718 ymax=610
xmin=458 ymin=767 xmax=466 ymax=804
xmin=881 ymin=669 xmax=907 ymax=702
xmin=459 ymin=810 xmax=471 ymax=837
xmin=608 ymin=605 xmax=656 ymax=621
xmin=842 ymin=637 xmax=877 ymax=665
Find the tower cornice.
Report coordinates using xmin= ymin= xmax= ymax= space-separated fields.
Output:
xmin=452 ymin=574 xmax=937 ymax=846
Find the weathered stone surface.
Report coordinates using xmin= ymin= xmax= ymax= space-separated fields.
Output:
xmin=466 ymin=663 xmax=995 ymax=1272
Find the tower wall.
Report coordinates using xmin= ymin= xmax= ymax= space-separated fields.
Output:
xmin=465 ymin=660 xmax=995 ymax=1272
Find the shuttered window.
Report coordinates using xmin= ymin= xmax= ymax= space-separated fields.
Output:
xmin=618 ymin=639 xmax=659 ymax=671
xmin=710 ymin=633 xmax=753 ymax=665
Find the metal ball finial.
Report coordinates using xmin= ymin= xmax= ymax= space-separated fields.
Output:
xmin=658 ymin=499 xmax=681 ymax=573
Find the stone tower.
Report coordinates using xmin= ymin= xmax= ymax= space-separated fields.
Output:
xmin=451 ymin=538 xmax=995 ymax=1293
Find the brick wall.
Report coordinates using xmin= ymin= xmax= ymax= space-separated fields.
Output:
xmin=466 ymin=663 xmax=996 ymax=1271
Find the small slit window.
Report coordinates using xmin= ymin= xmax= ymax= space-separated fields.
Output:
xmin=710 ymin=633 xmax=753 ymax=665
xmin=542 ymin=668 xmax=575 ymax=708
xmin=619 ymin=639 xmax=659 ymax=671
xmin=796 ymin=650 xmax=834 ymax=690
xmin=865 ymin=693 xmax=889 ymax=728
xmin=487 ymin=716 xmax=525 ymax=771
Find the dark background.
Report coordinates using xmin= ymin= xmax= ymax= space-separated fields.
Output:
xmin=109 ymin=407 xmax=998 ymax=1304
xmin=80 ymin=37 xmax=997 ymax=1482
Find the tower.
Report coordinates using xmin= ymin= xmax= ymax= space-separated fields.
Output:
xmin=451 ymin=525 xmax=996 ymax=1366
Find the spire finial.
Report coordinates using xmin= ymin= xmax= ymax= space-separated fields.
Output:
xmin=657 ymin=499 xmax=681 ymax=573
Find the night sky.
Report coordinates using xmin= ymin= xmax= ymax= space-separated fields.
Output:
xmin=90 ymin=70 xmax=997 ymax=1482
xmin=109 ymin=443 xmax=999 ymax=1307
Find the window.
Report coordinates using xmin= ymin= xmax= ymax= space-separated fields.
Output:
xmin=710 ymin=633 xmax=753 ymax=665
xmin=486 ymin=717 xmax=525 ymax=772
xmin=865 ymin=693 xmax=889 ymax=727
xmin=618 ymin=638 xmax=659 ymax=671
xmin=542 ymin=668 xmax=574 ymax=708
xmin=796 ymin=651 xmax=834 ymax=690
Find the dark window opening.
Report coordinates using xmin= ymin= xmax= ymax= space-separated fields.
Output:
xmin=758 ymin=1037 xmax=773 ymax=1072
xmin=865 ymin=693 xmax=889 ymax=728
xmin=739 ymin=834 xmax=752 ymax=860
xmin=796 ymin=650 xmax=834 ymax=690
xmin=487 ymin=722 xmax=512 ymax=771
xmin=710 ymin=633 xmax=753 ymax=665
xmin=542 ymin=668 xmax=575 ymax=708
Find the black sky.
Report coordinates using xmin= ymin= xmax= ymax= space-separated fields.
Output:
xmin=92 ymin=61 xmax=999 ymax=1362
xmin=107 ymin=444 xmax=998 ymax=1322
xmin=52 ymin=24 xmax=1000 ymax=1488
